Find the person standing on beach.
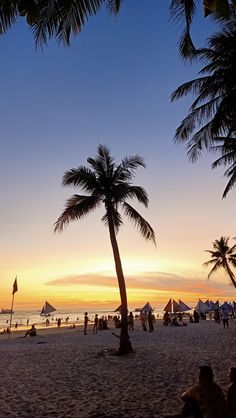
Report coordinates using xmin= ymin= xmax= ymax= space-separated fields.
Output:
xmin=93 ymin=314 xmax=98 ymax=334
xmin=148 ymin=310 xmax=154 ymax=332
xmin=222 ymin=307 xmax=229 ymax=328
xmin=84 ymin=312 xmax=88 ymax=335
xmin=227 ymin=367 xmax=236 ymax=418
xmin=128 ymin=312 xmax=134 ymax=331
xmin=140 ymin=312 xmax=147 ymax=331
xmin=57 ymin=318 xmax=61 ymax=328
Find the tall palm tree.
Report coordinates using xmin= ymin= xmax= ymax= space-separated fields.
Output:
xmin=203 ymin=236 xmax=236 ymax=288
xmin=171 ymin=16 xmax=236 ymax=162
xmin=211 ymin=136 xmax=236 ymax=198
xmin=54 ymin=145 xmax=156 ymax=355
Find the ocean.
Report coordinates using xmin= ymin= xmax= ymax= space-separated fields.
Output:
xmin=0 ymin=307 xmax=165 ymax=331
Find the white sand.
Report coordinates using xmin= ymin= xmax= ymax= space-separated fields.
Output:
xmin=0 ymin=319 xmax=236 ymax=418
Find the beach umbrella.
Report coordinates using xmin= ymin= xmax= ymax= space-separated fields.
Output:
xmin=178 ymin=300 xmax=191 ymax=312
xmin=163 ymin=298 xmax=172 ymax=313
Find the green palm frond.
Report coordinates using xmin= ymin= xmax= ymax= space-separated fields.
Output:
xmin=54 ymin=194 xmax=101 ymax=232
xmin=122 ymin=202 xmax=156 ymax=244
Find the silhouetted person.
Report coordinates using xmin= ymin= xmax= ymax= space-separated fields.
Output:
xmin=163 ymin=311 xmax=170 ymax=326
xmin=24 ymin=324 xmax=37 ymax=337
xmin=221 ymin=307 xmax=229 ymax=328
xmin=84 ymin=312 xmax=88 ymax=335
xmin=140 ymin=312 xmax=147 ymax=331
xmin=128 ymin=311 xmax=134 ymax=331
xmin=57 ymin=318 xmax=61 ymax=328
xmin=193 ymin=310 xmax=199 ymax=323
xmin=148 ymin=310 xmax=154 ymax=332
xmin=181 ymin=366 xmax=226 ymax=418
xmin=227 ymin=367 xmax=236 ymax=418
xmin=93 ymin=314 xmax=98 ymax=333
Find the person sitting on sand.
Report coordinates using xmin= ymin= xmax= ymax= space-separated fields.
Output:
xmin=180 ymin=366 xmax=226 ymax=418
xmin=163 ymin=311 xmax=170 ymax=326
xmin=227 ymin=367 xmax=236 ymax=418
xmin=24 ymin=324 xmax=37 ymax=338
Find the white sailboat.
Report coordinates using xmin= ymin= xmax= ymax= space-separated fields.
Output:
xmin=40 ymin=301 xmax=57 ymax=316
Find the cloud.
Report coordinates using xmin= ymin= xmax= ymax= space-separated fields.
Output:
xmin=45 ymin=270 xmax=236 ymax=299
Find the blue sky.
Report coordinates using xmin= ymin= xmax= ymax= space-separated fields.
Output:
xmin=0 ymin=0 xmax=235 ymax=309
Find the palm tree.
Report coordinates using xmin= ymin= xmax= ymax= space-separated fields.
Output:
xmin=54 ymin=144 xmax=156 ymax=355
xmin=211 ymin=136 xmax=236 ymax=198
xmin=0 ymin=0 xmax=122 ymax=46
xmin=171 ymin=16 xmax=236 ymax=162
xmin=0 ymin=1 xmax=232 ymax=48
xmin=170 ymin=0 xmax=233 ymax=60
xmin=203 ymin=236 xmax=236 ymax=288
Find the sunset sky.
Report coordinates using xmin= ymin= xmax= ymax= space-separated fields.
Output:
xmin=0 ymin=1 xmax=235 ymax=311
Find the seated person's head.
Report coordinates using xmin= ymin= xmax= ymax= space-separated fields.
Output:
xmin=199 ymin=366 xmax=214 ymax=384
xmin=229 ymin=367 xmax=236 ymax=384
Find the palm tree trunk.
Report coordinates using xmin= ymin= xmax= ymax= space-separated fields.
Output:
xmin=107 ymin=211 xmax=132 ymax=355
xmin=225 ymin=262 xmax=236 ymax=288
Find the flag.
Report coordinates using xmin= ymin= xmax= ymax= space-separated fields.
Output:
xmin=12 ymin=277 xmax=18 ymax=295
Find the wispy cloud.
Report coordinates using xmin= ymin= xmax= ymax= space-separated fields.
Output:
xmin=45 ymin=270 xmax=236 ymax=300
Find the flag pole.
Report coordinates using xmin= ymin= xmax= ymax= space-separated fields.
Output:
xmin=8 ymin=293 xmax=15 ymax=339
xmin=8 ymin=276 xmax=18 ymax=340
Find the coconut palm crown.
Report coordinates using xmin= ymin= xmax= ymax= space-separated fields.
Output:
xmin=203 ymin=236 xmax=236 ymax=288
xmin=172 ymin=17 xmax=236 ymax=162
xmin=54 ymin=144 xmax=156 ymax=354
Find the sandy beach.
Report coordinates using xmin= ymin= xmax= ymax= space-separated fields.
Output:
xmin=0 ymin=318 xmax=236 ymax=418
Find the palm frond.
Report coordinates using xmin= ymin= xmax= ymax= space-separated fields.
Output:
xmin=122 ymin=202 xmax=156 ymax=244
xmin=54 ymin=194 xmax=101 ymax=232
xmin=0 ymin=0 xmax=18 ymax=34
xmin=62 ymin=166 xmax=100 ymax=193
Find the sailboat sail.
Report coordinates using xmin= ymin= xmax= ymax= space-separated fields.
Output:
xmin=40 ymin=301 xmax=56 ymax=316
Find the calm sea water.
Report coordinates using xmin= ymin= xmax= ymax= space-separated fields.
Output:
xmin=0 ymin=308 xmax=165 ymax=331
